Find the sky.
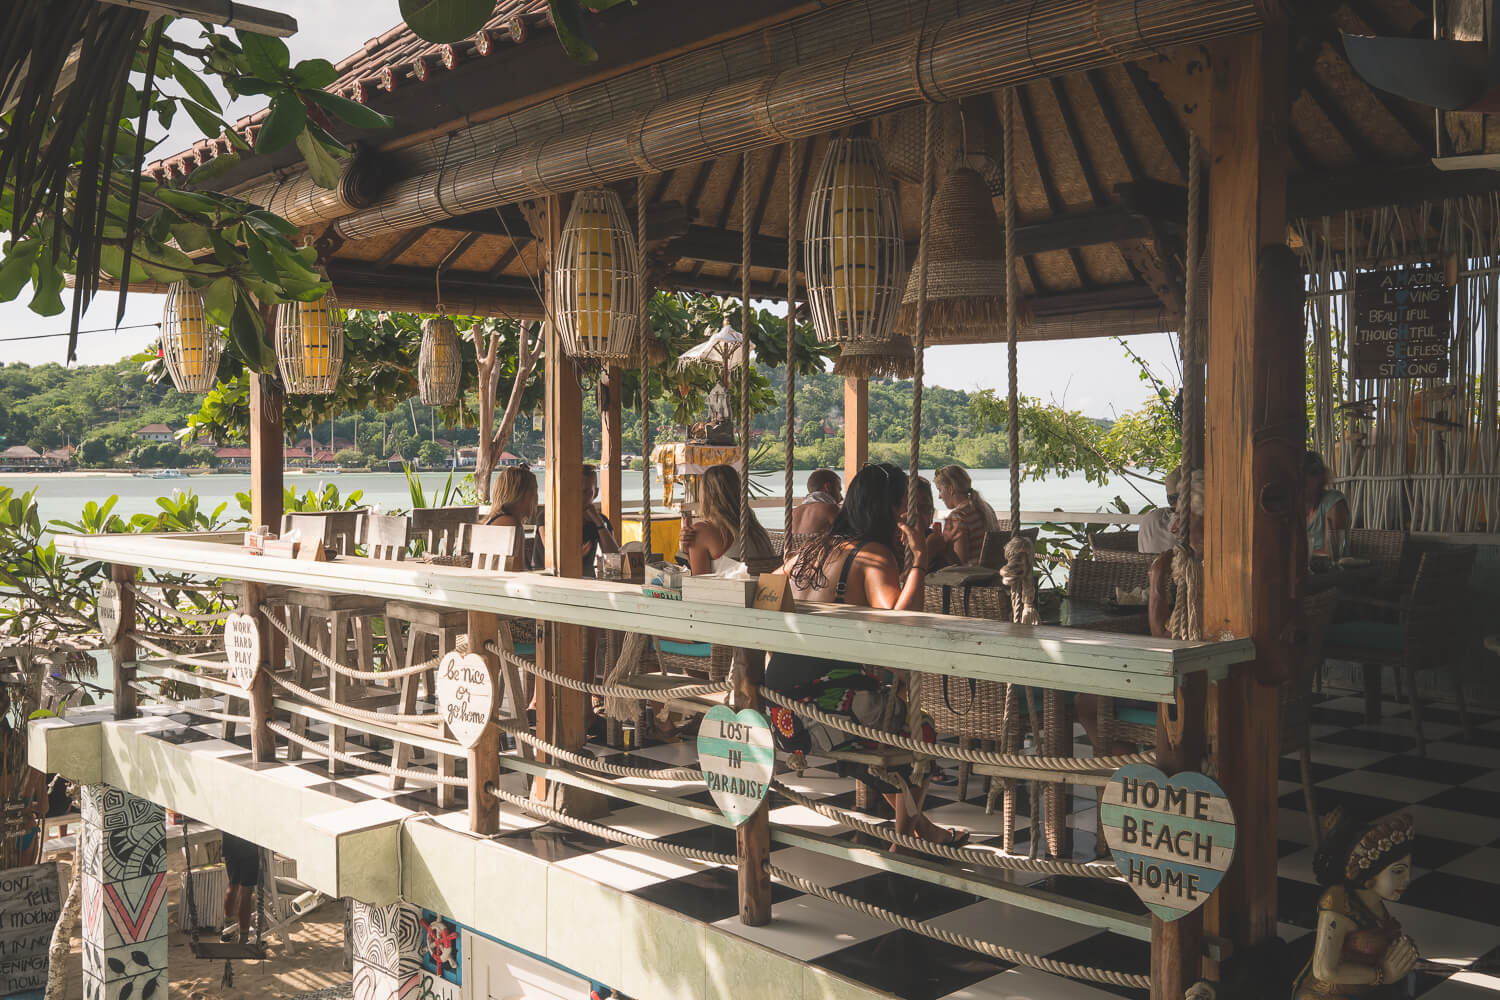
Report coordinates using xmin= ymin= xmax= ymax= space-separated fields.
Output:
xmin=0 ymin=2 xmax=1181 ymax=420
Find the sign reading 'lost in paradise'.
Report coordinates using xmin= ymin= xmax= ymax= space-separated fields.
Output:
xmin=0 ymin=863 xmax=62 ymax=997
xmin=1352 ymin=268 xmax=1452 ymax=380
xmin=696 ymin=705 xmax=774 ymax=826
xmin=1100 ymin=765 xmax=1236 ymax=921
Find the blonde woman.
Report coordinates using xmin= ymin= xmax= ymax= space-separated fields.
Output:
xmin=935 ymin=465 xmax=999 ymax=565
xmin=679 ymin=464 xmax=775 ymax=576
xmin=484 ymin=466 xmax=540 ymax=568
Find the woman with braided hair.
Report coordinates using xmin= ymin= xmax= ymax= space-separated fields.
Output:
xmin=1293 ymin=809 xmax=1419 ymax=998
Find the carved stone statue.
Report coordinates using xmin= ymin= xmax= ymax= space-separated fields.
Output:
xmin=702 ymin=382 xmax=735 ymax=445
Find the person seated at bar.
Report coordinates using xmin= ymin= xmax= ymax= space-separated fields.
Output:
xmin=935 ymin=465 xmax=999 ymax=565
xmin=580 ymin=464 xmax=620 ymax=578
xmin=484 ymin=466 xmax=541 ymax=568
xmin=789 ymin=468 xmax=843 ymax=537
xmin=1137 ymin=466 xmax=1181 ymax=554
xmin=1304 ymin=449 xmax=1350 ymax=566
xmin=766 ymin=463 xmax=968 ymax=848
xmin=678 ymin=464 xmax=776 ymax=576
xmin=906 ymin=475 xmax=948 ymax=574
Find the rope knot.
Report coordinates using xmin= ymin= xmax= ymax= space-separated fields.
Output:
xmin=1002 ymin=536 xmax=1039 ymax=625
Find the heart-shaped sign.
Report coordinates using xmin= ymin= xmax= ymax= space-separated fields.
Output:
xmin=696 ymin=705 xmax=774 ymax=826
xmin=223 ymin=613 xmax=260 ymax=690
xmin=436 ymin=651 xmax=495 ymax=749
xmin=97 ymin=580 xmax=123 ymax=644
xmin=1100 ymin=764 xmax=1236 ymax=921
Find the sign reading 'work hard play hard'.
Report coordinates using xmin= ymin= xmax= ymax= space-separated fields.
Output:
xmin=224 ymin=613 xmax=261 ymax=690
xmin=0 ymin=863 xmax=62 ymax=998
xmin=1352 ymin=267 xmax=1452 ymax=380
xmin=696 ymin=705 xmax=774 ymax=826
xmin=1100 ymin=765 xmax=1236 ymax=921
xmin=436 ymin=652 xmax=495 ymax=748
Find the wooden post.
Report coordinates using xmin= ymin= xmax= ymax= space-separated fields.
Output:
xmin=730 ymin=649 xmax=772 ymax=925
xmin=245 ymin=581 xmax=275 ymax=763
xmin=536 ymin=194 xmax=606 ymax=818
xmin=110 ymin=563 xmax=137 ymax=720
xmin=843 ymin=377 xmax=868 ymax=483
xmin=249 ymin=370 xmax=285 ymax=534
xmin=1202 ymin=23 xmax=1301 ymax=955
xmin=467 ymin=611 xmax=502 ymax=835
xmin=1150 ymin=673 xmax=1208 ymax=997
xmin=600 ymin=366 xmax=624 ymax=528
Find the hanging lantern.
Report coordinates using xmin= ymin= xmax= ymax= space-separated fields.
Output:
xmin=832 ymin=336 xmax=915 ymax=379
xmin=276 ymin=287 xmax=344 ymax=394
xmin=160 ymin=282 xmax=223 ymax=394
xmin=553 ymin=188 xmax=640 ymax=362
xmin=803 ymin=137 xmax=905 ymax=348
xmin=418 ymin=315 xmax=462 ymax=406
xmin=895 ymin=166 xmax=1024 ymax=345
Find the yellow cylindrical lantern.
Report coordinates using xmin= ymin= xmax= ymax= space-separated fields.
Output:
xmin=804 ymin=138 xmax=904 ymax=349
xmin=555 ymin=189 xmax=640 ymax=362
xmin=161 ymin=282 xmax=223 ymax=394
xmin=299 ymin=298 xmax=334 ymax=379
xmin=276 ymin=286 xmax=344 ymax=394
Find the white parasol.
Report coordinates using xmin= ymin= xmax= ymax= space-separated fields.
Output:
xmin=676 ymin=322 xmax=745 ymax=374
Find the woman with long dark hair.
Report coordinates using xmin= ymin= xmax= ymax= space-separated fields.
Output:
xmin=767 ymin=463 xmax=967 ymax=847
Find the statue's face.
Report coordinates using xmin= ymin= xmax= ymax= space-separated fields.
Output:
xmin=1367 ymin=855 xmax=1412 ymax=902
xmin=1185 ymin=982 xmax=1216 ymax=1000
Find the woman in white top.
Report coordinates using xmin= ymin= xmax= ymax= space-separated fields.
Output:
xmin=680 ymin=464 xmax=775 ymax=576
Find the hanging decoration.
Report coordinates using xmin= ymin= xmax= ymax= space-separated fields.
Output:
xmin=418 ymin=315 xmax=463 ymax=406
xmin=554 ymin=188 xmax=641 ymax=363
xmin=804 ymin=137 xmax=905 ymax=353
xmin=275 ymin=285 xmax=344 ymax=395
xmin=894 ymin=165 xmax=1022 ymax=344
xmin=160 ymin=282 xmax=223 ymax=394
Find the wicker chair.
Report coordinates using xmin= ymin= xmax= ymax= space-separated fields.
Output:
xmin=1068 ymin=555 xmax=1151 ymax=603
xmin=411 ymin=505 xmax=480 ymax=558
xmin=1324 ymin=546 xmax=1477 ymax=755
xmin=1089 ymin=529 xmax=1139 ymax=552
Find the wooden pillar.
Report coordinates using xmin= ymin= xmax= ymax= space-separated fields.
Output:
xmin=1150 ymin=674 xmax=1208 ymax=996
xmin=246 ymin=581 xmax=275 ymax=763
xmin=467 ymin=611 xmax=502 ymax=835
xmin=249 ymin=371 xmax=284 ymax=534
xmin=536 ymin=194 xmax=606 ymax=817
xmin=109 ymin=563 xmax=137 ymax=720
xmin=600 ymin=366 xmax=623 ymax=528
xmin=731 ymin=649 xmax=772 ymax=925
xmin=843 ymin=377 xmax=868 ymax=482
xmin=1202 ymin=23 xmax=1301 ymax=955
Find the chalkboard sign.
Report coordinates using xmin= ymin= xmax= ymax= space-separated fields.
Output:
xmin=0 ymin=863 xmax=62 ymax=998
xmin=1100 ymin=765 xmax=1236 ymax=922
xmin=1351 ymin=268 xmax=1452 ymax=380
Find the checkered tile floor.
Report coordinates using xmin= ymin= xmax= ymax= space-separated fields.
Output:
xmin=114 ymin=694 xmax=1500 ymax=999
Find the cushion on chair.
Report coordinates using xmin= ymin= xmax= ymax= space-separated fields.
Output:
xmin=1116 ymin=704 xmax=1159 ymax=727
xmin=659 ymin=640 xmax=712 ymax=657
xmin=513 ymin=642 xmax=536 ymax=657
xmin=1324 ymin=621 xmax=1406 ymax=652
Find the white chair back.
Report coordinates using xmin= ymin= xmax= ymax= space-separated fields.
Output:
xmin=465 ymin=523 xmax=521 ymax=571
xmin=363 ymin=514 xmax=411 ymax=561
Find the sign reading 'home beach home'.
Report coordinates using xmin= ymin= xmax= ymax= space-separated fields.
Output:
xmin=1352 ymin=267 xmax=1452 ymax=380
xmin=696 ymin=705 xmax=774 ymax=826
xmin=1100 ymin=765 xmax=1236 ymax=921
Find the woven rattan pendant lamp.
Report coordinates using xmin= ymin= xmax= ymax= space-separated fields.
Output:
xmin=833 ymin=336 xmax=916 ymax=378
xmin=160 ymin=282 xmax=223 ymax=394
xmin=276 ymin=286 xmax=344 ymax=394
xmin=894 ymin=166 xmax=1016 ymax=344
xmin=554 ymin=188 xmax=640 ymax=363
xmin=804 ymin=138 xmax=905 ymax=354
xmin=418 ymin=315 xmax=462 ymax=406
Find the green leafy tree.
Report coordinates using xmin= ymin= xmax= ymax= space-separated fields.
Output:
xmin=418 ymin=441 xmax=449 ymax=468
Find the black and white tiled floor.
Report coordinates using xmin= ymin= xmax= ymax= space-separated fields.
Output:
xmin=122 ymin=694 xmax=1500 ymax=999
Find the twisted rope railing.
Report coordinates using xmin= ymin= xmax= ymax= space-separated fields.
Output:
xmin=265 ymin=672 xmax=442 ymax=729
xmin=498 ymin=721 xmax=703 ymax=781
xmin=132 ymin=636 xmax=232 ymax=672
xmin=771 ymin=781 xmax=1119 ymax=877
xmin=268 ymin=722 xmax=466 ymax=785
xmin=486 ymin=640 xmax=730 ymax=701
xmin=127 ymin=585 xmax=230 ymax=623
xmin=261 ymin=609 xmax=449 ymax=681
xmin=131 ymin=580 xmax=221 ymax=592
xmin=758 ymin=686 xmax=1153 ymax=771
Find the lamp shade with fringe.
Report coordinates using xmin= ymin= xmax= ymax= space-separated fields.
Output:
xmin=418 ymin=315 xmax=463 ymax=406
xmin=895 ymin=166 xmax=1020 ymax=344
xmin=275 ymin=288 xmax=344 ymax=394
xmin=804 ymin=137 xmax=905 ymax=348
xmin=831 ymin=336 xmax=915 ymax=379
xmin=160 ymin=282 xmax=223 ymax=394
xmin=554 ymin=188 xmax=640 ymax=362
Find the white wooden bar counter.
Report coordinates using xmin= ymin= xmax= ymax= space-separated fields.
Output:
xmin=55 ymin=532 xmax=1253 ymax=701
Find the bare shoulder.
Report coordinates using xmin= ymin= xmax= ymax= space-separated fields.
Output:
xmin=855 ymin=541 xmax=900 ymax=570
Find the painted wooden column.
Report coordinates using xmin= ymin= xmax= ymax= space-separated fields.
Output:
xmin=730 ymin=649 xmax=772 ymax=925
xmin=1202 ymin=21 xmax=1302 ymax=953
xmin=244 ymin=580 xmax=276 ymax=763
xmin=248 ymin=370 xmax=284 ymax=535
xmin=349 ymin=900 xmax=432 ymax=1000
xmin=1150 ymin=674 xmax=1208 ymax=997
xmin=843 ymin=376 xmax=868 ymax=483
xmin=109 ymin=564 xmax=137 ymax=721
xmin=600 ymin=366 xmax=624 ymax=528
xmin=466 ymin=610 xmax=502 ymax=835
xmin=537 ymin=195 xmax=606 ymax=817
xmin=79 ymin=785 xmax=167 ymax=1000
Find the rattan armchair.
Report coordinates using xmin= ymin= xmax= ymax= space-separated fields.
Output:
xmin=1089 ymin=529 xmax=1139 ymax=552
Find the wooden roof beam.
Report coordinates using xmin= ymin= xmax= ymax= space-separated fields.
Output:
xmin=1300 ymin=74 xmax=1382 ymax=163
xmin=1015 ymin=86 xmax=1092 ymax=289
xmin=1288 ymin=162 xmax=1500 ymax=217
xmin=1124 ymin=62 xmax=1190 ymax=180
xmin=372 ymin=229 xmax=427 ymax=271
xmin=1338 ymin=1 xmax=1434 ymax=153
